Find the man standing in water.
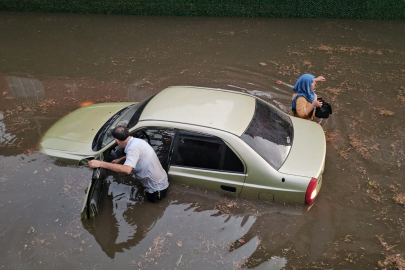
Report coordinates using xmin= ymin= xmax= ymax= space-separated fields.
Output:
xmin=88 ymin=126 xmax=169 ymax=202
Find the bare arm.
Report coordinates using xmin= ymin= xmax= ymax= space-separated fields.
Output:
xmin=111 ymin=155 xmax=126 ymax=164
xmin=295 ymin=78 xmax=324 ymax=117
xmin=305 ymin=103 xmax=316 ymax=115
xmin=296 ymin=97 xmax=323 ymax=118
xmin=88 ymin=160 xmax=133 ymax=175
xmin=314 ymin=76 xmax=326 ymax=82
xmin=306 ymin=99 xmax=323 ymax=114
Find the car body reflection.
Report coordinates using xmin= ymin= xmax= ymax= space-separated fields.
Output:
xmin=82 ymin=176 xmax=171 ymax=259
xmin=83 ymin=175 xmax=305 ymax=266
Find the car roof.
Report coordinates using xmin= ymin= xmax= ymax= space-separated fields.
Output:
xmin=139 ymin=86 xmax=256 ymax=136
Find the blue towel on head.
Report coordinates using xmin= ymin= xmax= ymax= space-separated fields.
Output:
xmin=292 ymin=74 xmax=315 ymax=112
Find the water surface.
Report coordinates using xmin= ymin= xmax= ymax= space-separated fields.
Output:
xmin=1 ymin=12 xmax=405 ymax=269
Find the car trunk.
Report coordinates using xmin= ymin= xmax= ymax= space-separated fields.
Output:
xmin=278 ymin=117 xmax=326 ymax=178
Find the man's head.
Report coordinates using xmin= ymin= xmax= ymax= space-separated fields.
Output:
xmin=112 ymin=126 xmax=130 ymax=147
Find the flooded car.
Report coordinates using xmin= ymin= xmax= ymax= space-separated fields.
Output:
xmin=40 ymin=86 xmax=326 ymax=217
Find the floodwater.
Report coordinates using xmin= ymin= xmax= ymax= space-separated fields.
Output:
xmin=0 ymin=12 xmax=404 ymax=269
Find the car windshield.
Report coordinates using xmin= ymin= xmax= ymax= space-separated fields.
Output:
xmin=99 ymin=104 xmax=139 ymax=149
xmin=241 ymin=99 xmax=293 ymax=170
xmin=93 ymin=95 xmax=155 ymax=150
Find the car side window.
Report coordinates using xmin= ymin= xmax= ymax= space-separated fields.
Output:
xmin=172 ymin=131 xmax=244 ymax=173
xmin=133 ymin=128 xmax=175 ymax=171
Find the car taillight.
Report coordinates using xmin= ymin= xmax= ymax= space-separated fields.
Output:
xmin=305 ymin=178 xmax=318 ymax=204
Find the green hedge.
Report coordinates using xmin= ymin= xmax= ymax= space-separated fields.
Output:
xmin=0 ymin=0 xmax=404 ymax=19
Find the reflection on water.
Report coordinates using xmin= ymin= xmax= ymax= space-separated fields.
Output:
xmin=127 ymin=80 xmax=153 ymax=102
xmin=0 ymin=113 xmax=16 ymax=146
xmin=83 ymin=176 xmax=170 ymax=259
xmin=6 ymin=76 xmax=45 ymax=106
xmin=254 ymin=256 xmax=286 ymax=270
xmin=0 ymin=11 xmax=405 ymax=270
xmin=83 ymin=172 xmax=304 ymax=267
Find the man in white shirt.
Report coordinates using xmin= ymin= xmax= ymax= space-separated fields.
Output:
xmin=89 ymin=126 xmax=169 ymax=202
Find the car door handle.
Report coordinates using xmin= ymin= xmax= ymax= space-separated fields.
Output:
xmin=221 ymin=185 xmax=236 ymax=192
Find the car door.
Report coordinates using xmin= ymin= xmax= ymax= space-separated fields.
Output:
xmin=80 ymin=153 xmax=107 ymax=220
xmin=168 ymin=130 xmax=246 ymax=195
xmin=80 ymin=128 xmax=175 ymax=220
xmin=133 ymin=128 xmax=175 ymax=172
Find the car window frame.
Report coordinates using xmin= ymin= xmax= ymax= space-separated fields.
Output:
xmin=241 ymin=98 xmax=294 ymax=170
xmin=126 ymin=94 xmax=156 ymax=129
xmin=170 ymin=130 xmax=246 ymax=174
xmin=131 ymin=126 xmax=176 ymax=172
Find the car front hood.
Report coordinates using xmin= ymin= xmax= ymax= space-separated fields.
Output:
xmin=278 ymin=117 xmax=326 ymax=178
xmin=41 ymin=103 xmax=133 ymax=152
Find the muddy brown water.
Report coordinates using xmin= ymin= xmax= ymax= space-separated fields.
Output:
xmin=1 ymin=12 xmax=405 ymax=269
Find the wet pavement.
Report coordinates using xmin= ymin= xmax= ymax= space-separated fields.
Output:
xmin=1 ymin=12 xmax=405 ymax=269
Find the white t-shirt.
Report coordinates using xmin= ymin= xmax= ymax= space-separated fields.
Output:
xmin=124 ymin=137 xmax=169 ymax=193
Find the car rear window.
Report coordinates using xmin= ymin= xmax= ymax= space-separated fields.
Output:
xmin=241 ymin=99 xmax=293 ymax=170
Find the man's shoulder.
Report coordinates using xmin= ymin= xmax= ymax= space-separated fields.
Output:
xmin=126 ymin=137 xmax=140 ymax=150
xmin=128 ymin=138 xmax=149 ymax=149
xmin=131 ymin=137 xmax=143 ymax=143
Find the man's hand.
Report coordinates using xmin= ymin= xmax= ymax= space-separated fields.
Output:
xmin=314 ymin=76 xmax=326 ymax=82
xmin=88 ymin=159 xmax=133 ymax=175
xmin=88 ymin=160 xmax=102 ymax=169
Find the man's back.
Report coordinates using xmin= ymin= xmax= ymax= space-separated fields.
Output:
xmin=124 ymin=137 xmax=169 ymax=193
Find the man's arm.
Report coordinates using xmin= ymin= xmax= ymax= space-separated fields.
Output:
xmin=112 ymin=155 xmax=126 ymax=164
xmin=88 ymin=160 xmax=133 ymax=175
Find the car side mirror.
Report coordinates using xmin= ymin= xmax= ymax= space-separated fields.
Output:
xmin=79 ymin=157 xmax=94 ymax=166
